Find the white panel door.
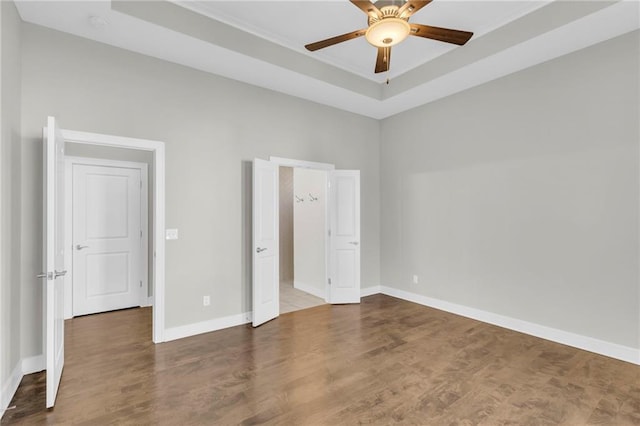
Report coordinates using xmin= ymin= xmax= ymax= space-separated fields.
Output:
xmin=329 ymin=170 xmax=361 ymax=304
xmin=42 ymin=116 xmax=66 ymax=408
xmin=252 ymin=159 xmax=279 ymax=326
xmin=72 ymin=164 xmax=142 ymax=316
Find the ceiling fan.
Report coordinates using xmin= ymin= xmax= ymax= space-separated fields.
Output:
xmin=305 ymin=0 xmax=474 ymax=74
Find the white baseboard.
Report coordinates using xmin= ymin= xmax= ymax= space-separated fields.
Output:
xmin=380 ymin=286 xmax=639 ymax=365
xmin=22 ymin=355 xmax=45 ymax=374
xmin=164 ymin=312 xmax=251 ymax=342
xmin=0 ymin=354 xmax=46 ymax=420
xmin=140 ymin=297 xmax=153 ymax=308
xmin=0 ymin=362 xmax=22 ymax=420
xmin=293 ymin=281 xmax=325 ymax=299
xmin=361 ymin=286 xmax=381 ymax=297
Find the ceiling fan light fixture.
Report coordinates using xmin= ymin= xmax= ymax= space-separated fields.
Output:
xmin=306 ymin=1 xmax=474 ymax=74
xmin=365 ymin=18 xmax=410 ymax=47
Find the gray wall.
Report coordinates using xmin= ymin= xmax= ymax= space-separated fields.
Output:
xmin=380 ymin=31 xmax=640 ymax=349
xmin=19 ymin=24 xmax=381 ymax=357
xmin=279 ymin=166 xmax=293 ymax=283
xmin=1 ymin=0 xmax=22 ymax=407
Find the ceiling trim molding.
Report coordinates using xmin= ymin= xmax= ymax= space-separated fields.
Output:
xmin=173 ymin=0 xmax=383 ymax=82
xmin=379 ymin=0 xmax=640 ymax=118
xmin=383 ymin=0 xmax=619 ymax=98
xmin=112 ymin=1 xmax=382 ymax=100
xmin=14 ymin=0 xmax=640 ymax=119
xmin=113 ymin=0 xmax=639 ymax=119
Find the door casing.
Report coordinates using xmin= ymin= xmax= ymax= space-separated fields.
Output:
xmin=59 ymin=129 xmax=166 ymax=343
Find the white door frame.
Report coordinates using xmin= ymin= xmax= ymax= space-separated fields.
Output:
xmin=60 ymin=129 xmax=166 ymax=343
xmin=63 ymin=157 xmax=150 ymax=319
xmin=269 ymin=156 xmax=334 ymax=302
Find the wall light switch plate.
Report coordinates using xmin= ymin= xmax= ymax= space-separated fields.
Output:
xmin=413 ymin=275 xmax=419 ymax=284
xmin=166 ymin=229 xmax=179 ymax=240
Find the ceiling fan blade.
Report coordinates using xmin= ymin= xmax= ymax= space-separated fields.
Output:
xmin=375 ymin=47 xmax=391 ymax=73
xmin=398 ymin=1 xmax=432 ymax=18
xmin=350 ymin=0 xmax=382 ymax=19
xmin=305 ymin=29 xmax=367 ymax=51
xmin=410 ymin=24 xmax=473 ymax=45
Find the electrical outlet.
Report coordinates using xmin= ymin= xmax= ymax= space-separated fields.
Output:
xmin=203 ymin=295 xmax=210 ymax=306
xmin=165 ymin=229 xmax=179 ymax=240
xmin=413 ymin=275 xmax=419 ymax=284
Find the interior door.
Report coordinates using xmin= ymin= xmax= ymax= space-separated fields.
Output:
xmin=252 ymin=159 xmax=279 ymax=326
xmin=42 ymin=116 xmax=66 ymax=408
xmin=72 ymin=164 xmax=142 ymax=316
xmin=328 ymin=170 xmax=361 ymax=304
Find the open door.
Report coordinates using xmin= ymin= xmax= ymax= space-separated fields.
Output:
xmin=252 ymin=159 xmax=279 ymax=326
xmin=328 ymin=170 xmax=361 ymax=304
xmin=41 ymin=116 xmax=66 ymax=408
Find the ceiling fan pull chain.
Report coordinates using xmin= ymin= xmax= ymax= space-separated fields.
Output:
xmin=384 ymin=46 xmax=390 ymax=84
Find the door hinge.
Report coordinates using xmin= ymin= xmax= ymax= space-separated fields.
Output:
xmin=140 ymin=180 xmax=142 ymax=189
xmin=328 ymin=229 xmax=331 ymax=237
xmin=140 ymin=280 xmax=143 ymax=288
xmin=140 ymin=230 xmax=143 ymax=238
xmin=37 ymin=272 xmax=53 ymax=280
xmin=328 ymin=278 xmax=332 ymax=285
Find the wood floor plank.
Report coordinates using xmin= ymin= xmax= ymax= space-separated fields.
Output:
xmin=3 ymin=295 xmax=639 ymax=425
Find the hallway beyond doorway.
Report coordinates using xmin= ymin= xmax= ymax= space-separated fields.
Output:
xmin=279 ymin=280 xmax=325 ymax=314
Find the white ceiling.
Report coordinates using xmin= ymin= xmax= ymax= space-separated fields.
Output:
xmin=14 ymin=1 xmax=640 ymax=119
xmin=178 ymin=1 xmax=546 ymax=82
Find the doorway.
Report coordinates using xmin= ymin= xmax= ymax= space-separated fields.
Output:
xmin=252 ymin=156 xmax=361 ymax=327
xmin=278 ymin=166 xmax=326 ymax=314
xmin=64 ymin=156 xmax=150 ymax=318
xmin=43 ymin=118 xmax=167 ymax=408
xmin=58 ymin=127 xmax=166 ymax=343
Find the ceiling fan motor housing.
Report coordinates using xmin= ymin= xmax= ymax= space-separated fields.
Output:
xmin=368 ymin=5 xmax=407 ymax=25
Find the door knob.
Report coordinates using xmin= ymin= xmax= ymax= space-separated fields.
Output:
xmin=37 ymin=272 xmax=52 ymax=279
xmin=76 ymin=244 xmax=89 ymax=250
xmin=256 ymin=247 xmax=267 ymax=253
xmin=348 ymin=241 xmax=359 ymax=246
xmin=54 ymin=270 xmax=67 ymax=278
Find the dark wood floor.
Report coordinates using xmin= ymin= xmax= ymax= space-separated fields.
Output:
xmin=3 ymin=294 xmax=639 ymax=425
